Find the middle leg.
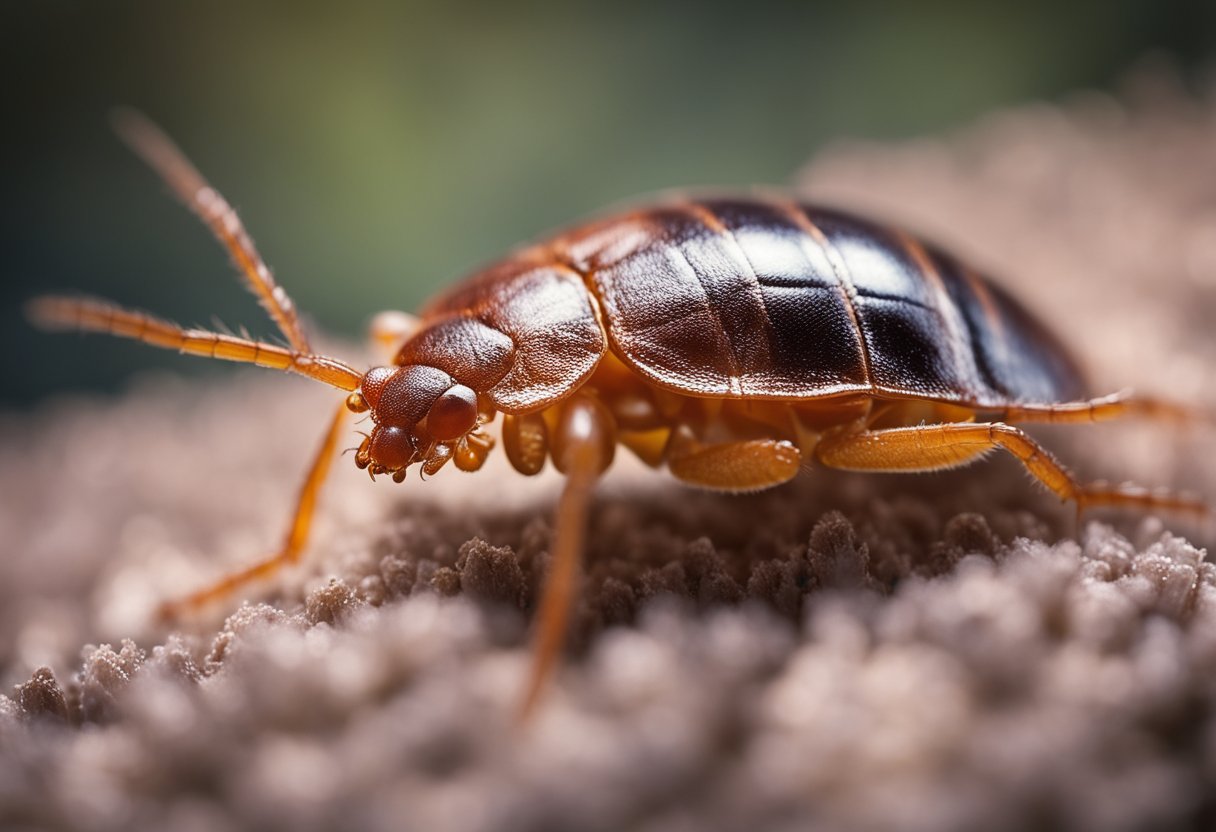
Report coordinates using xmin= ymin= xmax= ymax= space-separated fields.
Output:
xmin=665 ymin=432 xmax=803 ymax=492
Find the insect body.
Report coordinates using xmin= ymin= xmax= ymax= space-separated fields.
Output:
xmin=30 ymin=115 xmax=1202 ymax=717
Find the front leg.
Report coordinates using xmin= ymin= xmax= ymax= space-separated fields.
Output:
xmin=157 ymin=401 xmax=350 ymax=619
xmin=518 ymin=394 xmax=615 ymax=720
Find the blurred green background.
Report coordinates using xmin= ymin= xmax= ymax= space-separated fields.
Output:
xmin=4 ymin=0 xmax=1214 ymax=406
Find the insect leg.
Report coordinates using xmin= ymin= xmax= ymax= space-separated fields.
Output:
xmin=995 ymin=392 xmax=1201 ymax=425
xmin=111 ymin=110 xmax=312 ymax=354
xmin=517 ymin=395 xmax=614 ymax=721
xmin=815 ymin=422 xmax=1207 ymax=519
xmin=157 ymin=401 xmax=349 ymax=619
xmin=367 ymin=310 xmax=420 ymax=363
xmin=666 ymin=434 xmax=803 ymax=492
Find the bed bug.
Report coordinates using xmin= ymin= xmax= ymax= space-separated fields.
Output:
xmin=29 ymin=114 xmax=1203 ymax=717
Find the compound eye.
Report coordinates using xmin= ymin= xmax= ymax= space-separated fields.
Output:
xmin=427 ymin=384 xmax=479 ymax=441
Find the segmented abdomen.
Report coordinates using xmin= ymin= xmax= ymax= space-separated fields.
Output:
xmin=554 ymin=197 xmax=1085 ymax=406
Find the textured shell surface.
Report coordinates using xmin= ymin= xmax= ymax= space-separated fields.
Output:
xmin=415 ymin=196 xmax=1086 ymax=411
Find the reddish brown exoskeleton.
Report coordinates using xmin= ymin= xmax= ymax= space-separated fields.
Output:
xmin=29 ymin=114 xmax=1204 ymax=717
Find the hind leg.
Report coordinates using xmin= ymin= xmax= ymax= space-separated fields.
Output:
xmin=995 ymin=392 xmax=1201 ymax=425
xmin=815 ymin=422 xmax=1206 ymax=519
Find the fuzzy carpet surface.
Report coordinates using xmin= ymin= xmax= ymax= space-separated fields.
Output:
xmin=4 ymin=75 xmax=1216 ymax=832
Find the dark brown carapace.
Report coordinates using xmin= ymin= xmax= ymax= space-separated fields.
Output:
xmin=29 ymin=114 xmax=1203 ymax=718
